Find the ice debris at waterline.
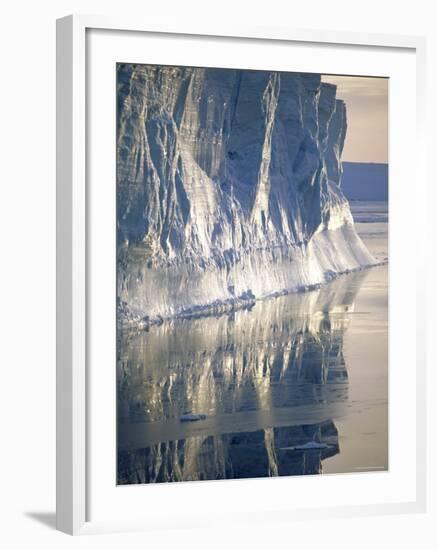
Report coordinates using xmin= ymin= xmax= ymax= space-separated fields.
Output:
xmin=180 ymin=413 xmax=207 ymax=423
xmin=280 ymin=441 xmax=330 ymax=452
xmin=117 ymin=65 xmax=376 ymax=327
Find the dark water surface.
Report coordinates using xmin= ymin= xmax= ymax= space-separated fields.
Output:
xmin=117 ymin=203 xmax=388 ymax=483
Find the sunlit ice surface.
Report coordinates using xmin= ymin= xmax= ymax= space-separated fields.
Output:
xmin=117 ymin=203 xmax=388 ymax=483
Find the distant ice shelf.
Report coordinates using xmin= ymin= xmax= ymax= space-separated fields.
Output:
xmin=342 ymin=162 xmax=388 ymax=201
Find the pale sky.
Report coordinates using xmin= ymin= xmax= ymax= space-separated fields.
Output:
xmin=321 ymin=75 xmax=388 ymax=164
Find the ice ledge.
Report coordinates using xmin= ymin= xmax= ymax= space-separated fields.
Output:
xmin=118 ymin=222 xmax=380 ymax=331
xmin=118 ymin=260 xmax=385 ymax=332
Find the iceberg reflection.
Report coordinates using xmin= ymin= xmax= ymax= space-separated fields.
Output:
xmin=117 ymin=270 xmax=367 ymax=484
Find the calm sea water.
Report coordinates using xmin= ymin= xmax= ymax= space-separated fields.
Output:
xmin=117 ymin=201 xmax=388 ymax=483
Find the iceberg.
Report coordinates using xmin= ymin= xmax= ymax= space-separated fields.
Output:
xmin=179 ymin=413 xmax=207 ymax=423
xmin=280 ymin=441 xmax=329 ymax=451
xmin=117 ymin=65 xmax=376 ymax=325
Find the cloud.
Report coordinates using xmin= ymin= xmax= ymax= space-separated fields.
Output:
xmin=321 ymin=75 xmax=388 ymax=163
xmin=322 ymin=75 xmax=388 ymax=98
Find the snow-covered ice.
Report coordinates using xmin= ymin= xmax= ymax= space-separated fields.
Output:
xmin=116 ymin=65 xmax=377 ymax=325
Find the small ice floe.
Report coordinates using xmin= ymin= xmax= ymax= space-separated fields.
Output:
xmin=280 ymin=441 xmax=329 ymax=451
xmin=179 ymin=413 xmax=207 ymax=422
xmin=295 ymin=441 xmax=328 ymax=450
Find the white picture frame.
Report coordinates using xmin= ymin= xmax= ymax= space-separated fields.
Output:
xmin=56 ymin=14 xmax=427 ymax=535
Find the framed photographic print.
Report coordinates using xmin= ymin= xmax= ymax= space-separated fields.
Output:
xmin=56 ymin=15 xmax=427 ymax=535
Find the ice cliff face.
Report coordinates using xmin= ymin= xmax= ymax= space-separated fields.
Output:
xmin=117 ymin=64 xmax=375 ymax=323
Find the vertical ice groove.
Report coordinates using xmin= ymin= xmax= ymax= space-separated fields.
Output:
xmin=251 ymin=72 xmax=280 ymax=227
xmin=117 ymin=66 xmax=377 ymax=324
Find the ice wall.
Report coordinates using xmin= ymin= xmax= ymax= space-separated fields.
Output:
xmin=117 ymin=65 xmax=375 ymax=324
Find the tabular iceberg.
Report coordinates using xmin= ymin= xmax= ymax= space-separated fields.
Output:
xmin=117 ymin=64 xmax=376 ymax=325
